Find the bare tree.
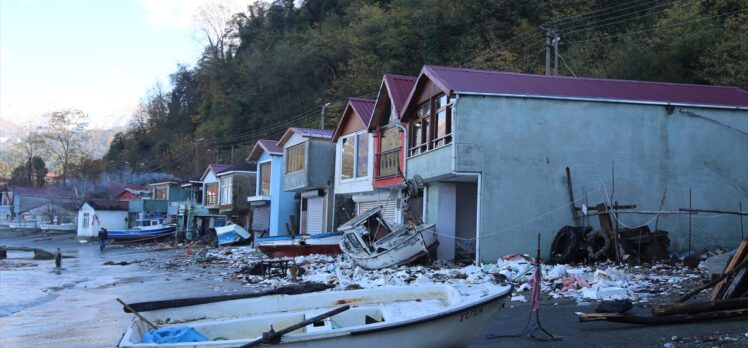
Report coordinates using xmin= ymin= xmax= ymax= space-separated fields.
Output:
xmin=18 ymin=127 xmax=45 ymax=185
xmin=192 ymin=0 xmax=246 ymax=63
xmin=42 ymin=109 xmax=88 ymax=185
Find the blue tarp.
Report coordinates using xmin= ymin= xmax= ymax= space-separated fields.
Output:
xmin=142 ymin=327 xmax=208 ymax=343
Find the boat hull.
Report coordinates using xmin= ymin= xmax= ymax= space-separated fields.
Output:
xmin=256 ymin=233 xmax=342 ymax=257
xmin=341 ymin=225 xmax=438 ymax=270
xmin=118 ymin=284 xmax=512 ymax=348
xmin=108 ymin=226 xmax=176 ymax=241
xmin=215 ymin=224 xmax=250 ymax=246
xmin=39 ymin=223 xmax=76 ymax=233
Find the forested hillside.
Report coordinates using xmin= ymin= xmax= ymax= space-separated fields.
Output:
xmin=104 ymin=0 xmax=747 ymax=179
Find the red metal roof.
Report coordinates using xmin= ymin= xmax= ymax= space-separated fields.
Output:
xmin=200 ymin=163 xmax=232 ymax=181
xmin=247 ymin=139 xmax=282 ymax=161
xmin=332 ymin=98 xmax=376 ymax=142
xmin=383 ymin=74 xmax=417 ymax=116
xmin=420 ymin=65 xmax=748 ymax=108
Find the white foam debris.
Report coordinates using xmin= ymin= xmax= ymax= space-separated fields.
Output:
xmin=192 ymin=247 xmax=705 ymax=305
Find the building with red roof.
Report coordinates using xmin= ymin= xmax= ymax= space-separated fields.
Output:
xmin=398 ymin=65 xmax=748 ymax=263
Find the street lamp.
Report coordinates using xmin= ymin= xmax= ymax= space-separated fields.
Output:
xmin=320 ymin=102 xmax=331 ymax=129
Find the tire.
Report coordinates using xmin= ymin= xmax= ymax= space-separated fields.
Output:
xmin=550 ymin=226 xmax=584 ymax=264
xmin=585 ymin=229 xmax=611 ymax=260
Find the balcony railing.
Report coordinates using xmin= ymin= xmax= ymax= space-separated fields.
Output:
xmin=376 ymin=148 xmax=401 ymax=178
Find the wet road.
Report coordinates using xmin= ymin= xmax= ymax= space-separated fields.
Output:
xmin=0 ymin=231 xmax=249 ymax=347
xmin=2 ymin=230 xmax=747 ymax=347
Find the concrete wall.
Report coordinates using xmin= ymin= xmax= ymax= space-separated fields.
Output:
xmin=452 ymin=94 xmax=748 ymax=262
xmin=407 ymin=145 xmax=453 ymax=181
xmin=284 ymin=138 xmax=336 ymax=192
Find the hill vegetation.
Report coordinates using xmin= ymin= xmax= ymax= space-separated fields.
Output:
xmin=104 ymin=0 xmax=747 ymax=179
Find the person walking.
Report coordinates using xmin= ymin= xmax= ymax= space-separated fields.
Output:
xmin=54 ymin=248 xmax=62 ymax=271
xmin=98 ymin=228 xmax=109 ymax=251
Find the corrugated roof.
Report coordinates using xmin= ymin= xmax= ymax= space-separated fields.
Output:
xmin=86 ymin=199 xmax=129 ymax=211
xmin=384 ymin=74 xmax=417 ymax=116
xmin=217 ymin=161 xmax=257 ymax=175
xmin=200 ymin=163 xmax=233 ymax=181
xmin=11 ymin=186 xmax=77 ymax=199
xmin=247 ymin=139 xmax=282 ymax=161
xmin=332 ymin=98 xmax=376 ymax=142
xmin=420 ymin=65 xmax=748 ymax=108
xmin=277 ymin=127 xmax=333 ymax=147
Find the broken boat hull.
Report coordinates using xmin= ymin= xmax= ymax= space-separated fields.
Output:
xmin=256 ymin=232 xmax=342 ymax=257
xmin=214 ymin=223 xmax=250 ymax=246
xmin=118 ymin=284 xmax=512 ymax=348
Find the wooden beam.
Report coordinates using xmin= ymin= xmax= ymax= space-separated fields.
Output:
xmin=712 ymin=240 xmax=748 ymax=300
xmin=679 ymin=208 xmax=748 ymax=216
xmin=653 ymin=298 xmax=748 ymax=317
xmin=580 ymin=308 xmax=748 ymax=325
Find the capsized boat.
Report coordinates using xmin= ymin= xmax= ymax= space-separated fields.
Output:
xmin=108 ymin=217 xmax=176 ymax=241
xmin=256 ymin=232 xmax=342 ymax=258
xmin=118 ymin=283 xmax=512 ymax=348
xmin=214 ymin=222 xmax=250 ymax=246
xmin=338 ymin=207 xmax=438 ymax=270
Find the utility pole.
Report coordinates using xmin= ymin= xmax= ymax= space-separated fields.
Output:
xmin=541 ymin=27 xmax=559 ymax=76
xmin=553 ymin=36 xmax=560 ymax=76
xmin=320 ymin=102 xmax=331 ymax=129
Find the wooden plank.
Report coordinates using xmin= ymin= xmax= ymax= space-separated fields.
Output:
xmin=722 ymin=267 xmax=748 ymax=299
xmin=580 ymin=308 xmax=748 ymax=325
xmin=653 ymin=298 xmax=748 ymax=317
xmin=678 ymin=256 xmax=748 ymax=303
xmin=711 ymin=240 xmax=748 ymax=300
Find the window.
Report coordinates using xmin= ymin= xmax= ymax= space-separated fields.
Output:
xmin=286 ymin=143 xmax=305 ymax=173
xmin=82 ymin=213 xmax=89 ymax=227
xmin=154 ymin=186 xmax=168 ymax=200
xmin=259 ymin=162 xmax=271 ymax=196
xmin=205 ymin=183 xmax=218 ymax=205
xmin=342 ymin=137 xmax=354 ymax=180
xmin=356 ymin=133 xmax=368 ymax=178
xmin=340 ymin=132 xmax=368 ymax=180
xmin=408 ymin=94 xmax=452 ymax=157
xmin=219 ymin=176 xmax=232 ymax=205
xmin=377 ymin=126 xmax=401 ymax=177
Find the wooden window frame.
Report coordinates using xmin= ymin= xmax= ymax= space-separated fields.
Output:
xmin=376 ymin=125 xmax=402 ymax=178
xmin=286 ymin=143 xmax=305 ymax=174
xmin=259 ymin=162 xmax=271 ymax=196
xmin=408 ymin=94 xmax=453 ymax=157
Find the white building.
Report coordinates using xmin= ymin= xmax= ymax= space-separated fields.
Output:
xmin=77 ymin=199 xmax=128 ymax=238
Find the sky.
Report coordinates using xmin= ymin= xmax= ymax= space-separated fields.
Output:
xmin=0 ymin=0 xmax=252 ymax=130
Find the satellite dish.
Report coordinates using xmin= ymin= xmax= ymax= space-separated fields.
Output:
xmin=581 ymin=204 xmax=588 ymax=215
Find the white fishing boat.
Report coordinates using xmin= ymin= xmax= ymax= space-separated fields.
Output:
xmin=214 ymin=222 xmax=250 ymax=246
xmin=8 ymin=220 xmax=48 ymax=231
xmin=338 ymin=207 xmax=438 ymax=270
xmin=39 ymin=222 xmax=76 ymax=233
xmin=118 ymin=283 xmax=512 ymax=347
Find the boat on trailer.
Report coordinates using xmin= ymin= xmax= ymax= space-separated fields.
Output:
xmin=338 ymin=207 xmax=438 ymax=270
xmin=255 ymin=232 xmax=342 ymax=258
xmin=108 ymin=217 xmax=176 ymax=241
xmin=118 ymin=283 xmax=512 ymax=347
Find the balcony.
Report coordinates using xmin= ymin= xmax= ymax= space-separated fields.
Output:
xmin=376 ymin=148 xmax=401 ymax=178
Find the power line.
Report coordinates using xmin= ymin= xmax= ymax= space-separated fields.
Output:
xmin=563 ymin=8 xmax=746 ymax=45
xmin=545 ymin=0 xmax=664 ymax=28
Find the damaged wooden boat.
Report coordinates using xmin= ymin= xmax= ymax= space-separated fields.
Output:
xmin=214 ymin=222 xmax=250 ymax=246
xmin=255 ymin=232 xmax=342 ymax=258
xmin=338 ymin=207 xmax=438 ymax=270
xmin=118 ymin=283 xmax=512 ymax=348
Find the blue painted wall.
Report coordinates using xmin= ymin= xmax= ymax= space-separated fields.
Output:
xmin=257 ymin=151 xmax=296 ymax=236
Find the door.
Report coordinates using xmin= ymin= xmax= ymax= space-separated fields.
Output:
xmin=251 ymin=206 xmax=270 ymax=234
xmin=305 ymin=197 xmax=325 ymax=234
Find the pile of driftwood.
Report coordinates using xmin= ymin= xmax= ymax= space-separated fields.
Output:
xmin=580 ymin=239 xmax=748 ymax=325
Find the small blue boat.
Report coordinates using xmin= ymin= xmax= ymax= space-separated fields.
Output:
xmin=108 ymin=217 xmax=176 ymax=241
